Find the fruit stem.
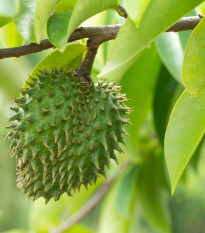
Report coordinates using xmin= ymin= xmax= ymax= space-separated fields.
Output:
xmin=76 ymin=39 xmax=102 ymax=83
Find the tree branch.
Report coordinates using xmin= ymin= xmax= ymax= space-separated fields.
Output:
xmin=50 ymin=161 xmax=130 ymax=233
xmin=0 ymin=16 xmax=202 ymax=59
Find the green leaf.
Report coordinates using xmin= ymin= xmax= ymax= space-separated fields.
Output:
xmin=67 ymin=0 xmax=118 ymax=40
xmin=153 ymin=66 xmax=178 ymax=145
xmin=13 ymin=0 xmax=36 ymax=42
xmin=125 ymin=0 xmax=151 ymax=26
xmin=47 ymin=12 xmax=72 ymax=50
xmin=99 ymin=0 xmax=204 ymax=79
xmin=165 ymin=89 xmax=205 ymax=194
xmin=0 ymin=17 xmax=11 ymax=28
xmin=138 ymin=156 xmax=171 ymax=233
xmin=0 ymin=0 xmax=19 ymax=17
xmin=23 ymin=43 xmax=86 ymax=88
xmin=182 ymin=17 xmax=205 ymax=95
xmin=55 ymin=0 xmax=78 ymax=12
xmin=98 ymin=166 xmax=138 ymax=233
xmin=120 ymin=44 xmax=161 ymax=160
xmin=156 ymin=33 xmax=184 ymax=83
xmin=34 ymin=0 xmax=61 ymax=43
xmin=0 ymin=21 xmax=23 ymax=47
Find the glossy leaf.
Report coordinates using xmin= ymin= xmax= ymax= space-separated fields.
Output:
xmin=138 ymin=156 xmax=171 ymax=233
xmin=153 ymin=66 xmax=178 ymax=145
xmin=182 ymin=17 xmax=205 ymax=95
xmin=67 ymin=0 xmax=118 ymax=40
xmin=23 ymin=43 xmax=86 ymax=88
xmin=0 ymin=17 xmax=11 ymax=28
xmin=98 ymin=166 xmax=138 ymax=233
xmin=13 ymin=0 xmax=36 ymax=42
xmin=156 ymin=33 xmax=184 ymax=83
xmin=0 ymin=21 xmax=23 ymax=47
xmin=34 ymin=0 xmax=61 ymax=43
xmin=47 ymin=12 xmax=72 ymax=50
xmin=0 ymin=0 xmax=19 ymax=17
xmin=165 ymin=89 xmax=205 ymax=194
xmin=120 ymin=44 xmax=161 ymax=160
xmin=99 ymin=0 xmax=204 ymax=79
xmin=125 ymin=0 xmax=151 ymax=26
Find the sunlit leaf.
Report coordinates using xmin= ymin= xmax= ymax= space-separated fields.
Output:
xmin=67 ymin=0 xmax=118 ymax=41
xmin=0 ymin=17 xmax=11 ymax=28
xmin=23 ymin=43 xmax=86 ymax=89
xmin=34 ymin=0 xmax=61 ymax=43
xmin=14 ymin=0 xmax=36 ymax=42
xmin=0 ymin=21 xmax=23 ymax=47
xmin=165 ymin=89 xmax=205 ymax=194
xmin=125 ymin=0 xmax=151 ymax=26
xmin=182 ymin=17 xmax=205 ymax=95
xmin=0 ymin=0 xmax=19 ymax=17
xmin=99 ymin=0 xmax=204 ymax=79
xmin=55 ymin=0 xmax=77 ymax=12
xmin=47 ymin=12 xmax=72 ymax=50
xmin=98 ymin=166 xmax=138 ymax=233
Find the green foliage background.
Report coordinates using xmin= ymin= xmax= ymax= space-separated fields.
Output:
xmin=1 ymin=1 xmax=205 ymax=233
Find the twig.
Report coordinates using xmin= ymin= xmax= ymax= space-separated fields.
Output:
xmin=0 ymin=16 xmax=202 ymax=59
xmin=50 ymin=161 xmax=130 ymax=233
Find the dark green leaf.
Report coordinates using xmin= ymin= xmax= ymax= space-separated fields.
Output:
xmin=153 ymin=66 xmax=178 ymax=145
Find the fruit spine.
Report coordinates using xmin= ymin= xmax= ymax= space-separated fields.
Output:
xmin=6 ymin=68 xmax=132 ymax=203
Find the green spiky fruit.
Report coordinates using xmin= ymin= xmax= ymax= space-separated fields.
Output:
xmin=6 ymin=68 xmax=131 ymax=203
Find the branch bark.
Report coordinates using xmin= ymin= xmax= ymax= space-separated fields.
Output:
xmin=0 ymin=16 xmax=202 ymax=59
xmin=50 ymin=161 xmax=130 ymax=233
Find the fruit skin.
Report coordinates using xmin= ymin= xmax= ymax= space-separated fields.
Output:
xmin=6 ymin=68 xmax=131 ymax=203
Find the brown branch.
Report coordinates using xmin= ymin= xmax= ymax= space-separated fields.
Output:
xmin=50 ymin=161 xmax=130 ymax=233
xmin=0 ymin=16 xmax=202 ymax=59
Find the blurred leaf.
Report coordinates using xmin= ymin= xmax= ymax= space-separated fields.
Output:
xmin=55 ymin=0 xmax=77 ymax=12
xmin=2 ymin=230 xmax=28 ymax=233
xmin=0 ymin=0 xmax=19 ymax=17
xmin=29 ymin=181 xmax=102 ymax=232
xmin=153 ymin=66 xmax=178 ymax=145
xmin=65 ymin=224 xmax=96 ymax=233
xmin=47 ymin=12 xmax=72 ymax=50
xmin=34 ymin=0 xmax=61 ymax=43
xmin=13 ymin=0 xmax=36 ymax=42
xmin=182 ymin=17 xmax=205 ymax=95
xmin=165 ymin=89 xmax=205 ymax=194
xmin=197 ymin=1 xmax=205 ymax=14
xmin=98 ymin=165 xmax=138 ymax=233
xmin=138 ymin=155 xmax=171 ymax=233
xmin=120 ymin=44 xmax=161 ymax=160
xmin=0 ymin=17 xmax=11 ymax=28
xmin=0 ymin=21 xmax=23 ymax=47
xmin=156 ymin=33 xmax=184 ymax=83
xmin=125 ymin=0 xmax=151 ymax=26
xmin=66 ymin=0 xmax=118 ymax=43
xmin=98 ymin=0 xmax=204 ymax=79
xmin=23 ymin=43 xmax=86 ymax=88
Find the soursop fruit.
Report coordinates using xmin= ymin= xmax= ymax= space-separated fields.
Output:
xmin=6 ymin=68 xmax=131 ymax=203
